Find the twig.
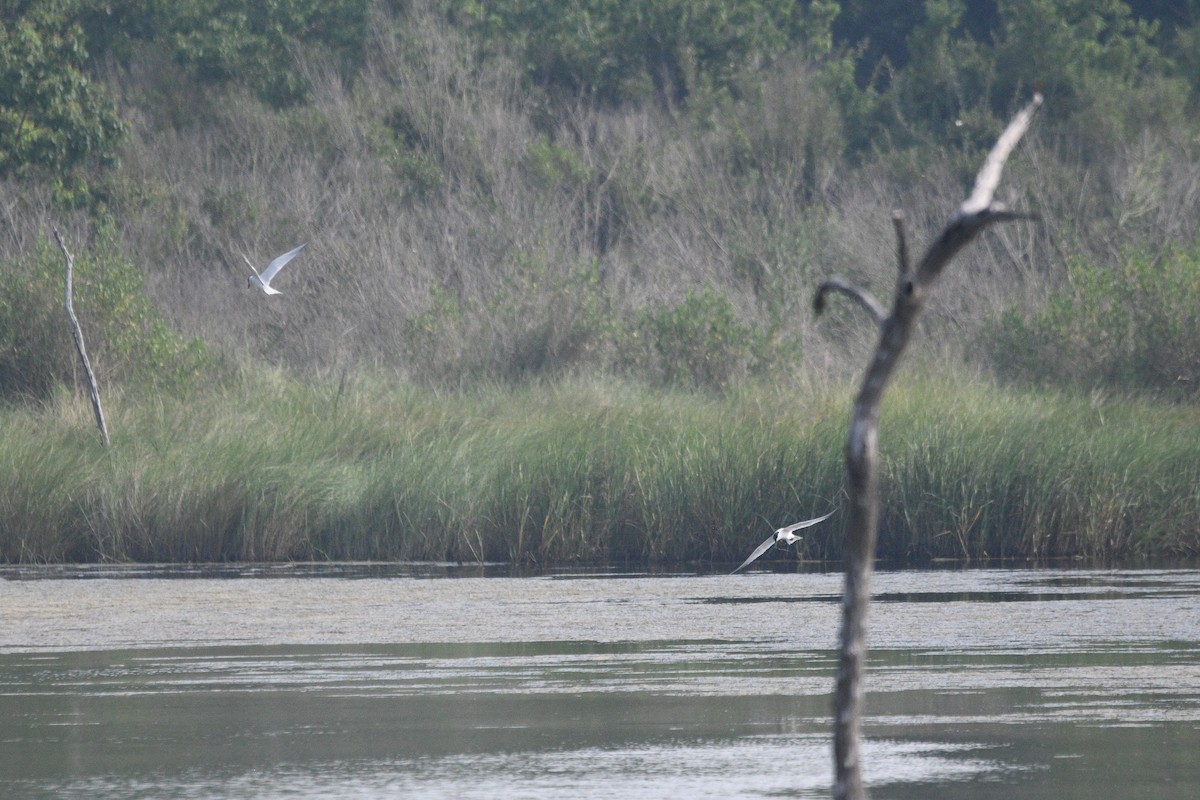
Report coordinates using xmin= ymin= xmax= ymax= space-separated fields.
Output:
xmin=892 ymin=211 xmax=909 ymax=275
xmin=53 ymin=227 xmax=110 ymax=448
xmin=822 ymin=93 xmax=1042 ymax=800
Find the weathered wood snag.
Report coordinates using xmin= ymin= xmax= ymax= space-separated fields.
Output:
xmin=54 ymin=227 xmax=111 ymax=448
xmin=815 ymin=94 xmax=1042 ymax=800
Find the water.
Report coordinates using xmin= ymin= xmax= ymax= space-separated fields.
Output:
xmin=2 ymin=565 xmax=1198 ymax=798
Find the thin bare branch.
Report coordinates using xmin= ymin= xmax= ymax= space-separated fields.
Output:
xmin=892 ymin=211 xmax=909 ymax=276
xmin=814 ymin=278 xmax=886 ymax=329
xmin=54 ymin=227 xmax=111 ymax=448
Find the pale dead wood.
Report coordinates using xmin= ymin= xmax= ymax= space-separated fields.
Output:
xmin=53 ymin=227 xmax=111 ymax=448
xmin=817 ymin=94 xmax=1042 ymax=800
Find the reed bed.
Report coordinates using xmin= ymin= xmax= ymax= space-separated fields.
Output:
xmin=1 ymin=371 xmax=1196 ymax=564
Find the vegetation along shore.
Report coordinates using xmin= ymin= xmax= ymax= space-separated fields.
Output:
xmin=1 ymin=372 xmax=1196 ymax=564
xmin=2 ymin=3 xmax=1198 ymax=564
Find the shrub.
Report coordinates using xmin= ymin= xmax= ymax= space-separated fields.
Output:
xmin=0 ymin=230 xmax=212 ymax=402
xmin=403 ymin=252 xmax=613 ymax=384
xmin=982 ymin=245 xmax=1200 ymax=396
xmin=620 ymin=287 xmax=784 ymax=390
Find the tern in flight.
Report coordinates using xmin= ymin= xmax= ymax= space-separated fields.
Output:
xmin=244 ymin=243 xmax=307 ymax=295
xmin=731 ymin=509 xmax=837 ymax=574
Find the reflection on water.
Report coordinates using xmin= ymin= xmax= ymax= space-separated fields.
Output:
xmin=2 ymin=566 xmax=1199 ymax=799
xmin=14 ymin=737 xmax=1016 ymax=800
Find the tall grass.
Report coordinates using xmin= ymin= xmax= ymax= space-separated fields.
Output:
xmin=879 ymin=377 xmax=1200 ymax=560
xmin=1 ymin=369 xmax=1196 ymax=565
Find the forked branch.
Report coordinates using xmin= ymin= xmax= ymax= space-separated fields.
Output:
xmin=821 ymin=93 xmax=1042 ymax=800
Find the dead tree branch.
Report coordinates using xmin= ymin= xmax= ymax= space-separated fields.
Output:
xmin=813 ymin=278 xmax=887 ymax=329
xmin=815 ymin=93 xmax=1041 ymax=800
xmin=54 ymin=227 xmax=110 ymax=448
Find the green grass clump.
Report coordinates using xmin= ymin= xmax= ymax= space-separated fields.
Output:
xmin=879 ymin=376 xmax=1200 ymax=560
xmin=1 ymin=369 xmax=1197 ymax=565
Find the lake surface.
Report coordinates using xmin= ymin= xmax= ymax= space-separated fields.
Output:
xmin=2 ymin=565 xmax=1198 ymax=798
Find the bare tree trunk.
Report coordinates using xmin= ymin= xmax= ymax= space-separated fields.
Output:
xmin=816 ymin=95 xmax=1042 ymax=800
xmin=54 ymin=227 xmax=111 ymax=448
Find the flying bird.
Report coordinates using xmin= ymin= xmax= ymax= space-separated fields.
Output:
xmin=244 ymin=243 xmax=307 ymax=295
xmin=731 ymin=509 xmax=837 ymax=574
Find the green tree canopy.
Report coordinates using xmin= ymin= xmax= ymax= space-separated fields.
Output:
xmin=162 ymin=0 xmax=372 ymax=107
xmin=461 ymin=0 xmax=831 ymax=108
xmin=0 ymin=5 xmax=124 ymax=181
xmin=855 ymin=0 xmax=1195 ymax=159
xmin=72 ymin=0 xmax=372 ymax=108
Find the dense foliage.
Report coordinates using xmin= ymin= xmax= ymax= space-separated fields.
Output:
xmin=0 ymin=5 xmax=124 ymax=194
xmin=458 ymin=0 xmax=830 ymax=108
xmin=983 ymin=244 xmax=1200 ymax=395
xmin=75 ymin=0 xmax=373 ymax=106
xmin=1 ymin=0 xmax=1197 ymax=394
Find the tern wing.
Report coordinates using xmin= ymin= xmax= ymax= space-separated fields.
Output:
xmin=260 ymin=243 xmax=307 ymax=284
xmin=776 ymin=508 xmax=837 ymax=537
xmin=732 ymin=534 xmax=779 ymax=574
